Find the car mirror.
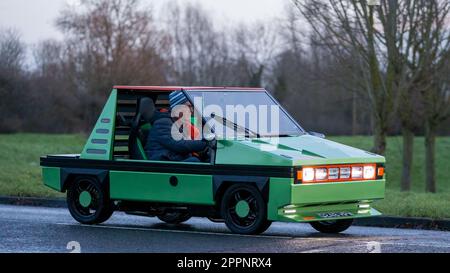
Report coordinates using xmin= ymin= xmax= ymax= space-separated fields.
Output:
xmin=309 ymin=131 xmax=326 ymax=138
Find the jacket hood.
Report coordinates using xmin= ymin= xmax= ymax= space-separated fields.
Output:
xmin=150 ymin=111 xmax=172 ymax=124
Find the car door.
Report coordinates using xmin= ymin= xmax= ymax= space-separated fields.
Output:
xmin=109 ymin=159 xmax=215 ymax=205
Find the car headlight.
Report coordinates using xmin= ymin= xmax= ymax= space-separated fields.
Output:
xmin=340 ymin=167 xmax=351 ymax=179
xmin=328 ymin=168 xmax=339 ymax=179
xmin=351 ymin=166 xmax=363 ymax=179
xmin=315 ymin=168 xmax=327 ymax=180
xmin=302 ymin=167 xmax=315 ymax=182
xmin=296 ymin=164 xmax=381 ymax=184
xmin=363 ymin=165 xmax=376 ymax=179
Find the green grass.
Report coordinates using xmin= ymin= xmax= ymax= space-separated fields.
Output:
xmin=329 ymin=136 xmax=450 ymax=219
xmin=329 ymin=136 xmax=450 ymax=193
xmin=0 ymin=134 xmax=448 ymax=218
xmin=375 ymin=190 xmax=450 ymax=219
xmin=0 ymin=134 xmax=85 ymax=198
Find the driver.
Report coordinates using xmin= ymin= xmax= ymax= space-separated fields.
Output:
xmin=145 ymin=91 xmax=207 ymax=162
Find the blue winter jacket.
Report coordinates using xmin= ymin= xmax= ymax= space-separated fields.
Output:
xmin=145 ymin=111 xmax=207 ymax=161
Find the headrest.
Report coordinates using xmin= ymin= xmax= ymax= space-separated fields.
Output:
xmin=139 ymin=97 xmax=155 ymax=122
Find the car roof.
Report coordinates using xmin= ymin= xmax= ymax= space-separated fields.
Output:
xmin=113 ymin=85 xmax=265 ymax=92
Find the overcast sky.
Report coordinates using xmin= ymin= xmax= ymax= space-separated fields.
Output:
xmin=0 ymin=0 xmax=287 ymax=45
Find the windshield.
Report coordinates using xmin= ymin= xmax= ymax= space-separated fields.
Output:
xmin=185 ymin=90 xmax=304 ymax=138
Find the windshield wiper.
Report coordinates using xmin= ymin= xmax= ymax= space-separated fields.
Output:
xmin=258 ymin=133 xmax=300 ymax=138
xmin=211 ymin=114 xmax=260 ymax=138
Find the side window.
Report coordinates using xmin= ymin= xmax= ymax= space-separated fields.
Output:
xmin=113 ymin=91 xmax=212 ymax=164
xmin=113 ymin=92 xmax=161 ymax=160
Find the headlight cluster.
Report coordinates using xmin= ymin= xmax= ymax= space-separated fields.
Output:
xmin=297 ymin=164 xmax=383 ymax=184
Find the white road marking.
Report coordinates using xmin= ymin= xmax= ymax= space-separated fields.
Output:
xmin=356 ymin=242 xmax=450 ymax=248
xmin=299 ymin=249 xmax=326 ymax=253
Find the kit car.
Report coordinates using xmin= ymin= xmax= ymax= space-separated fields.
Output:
xmin=40 ymin=86 xmax=385 ymax=234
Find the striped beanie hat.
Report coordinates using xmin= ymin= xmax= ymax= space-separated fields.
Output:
xmin=169 ymin=91 xmax=188 ymax=111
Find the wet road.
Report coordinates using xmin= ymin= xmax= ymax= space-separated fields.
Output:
xmin=0 ymin=204 xmax=449 ymax=253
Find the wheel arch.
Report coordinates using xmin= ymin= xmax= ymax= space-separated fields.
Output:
xmin=213 ymin=175 xmax=270 ymax=205
xmin=60 ymin=168 xmax=109 ymax=192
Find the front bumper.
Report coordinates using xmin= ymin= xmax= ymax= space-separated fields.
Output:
xmin=277 ymin=202 xmax=381 ymax=223
xmin=271 ymin=179 xmax=385 ymax=223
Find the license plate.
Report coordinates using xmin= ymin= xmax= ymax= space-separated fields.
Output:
xmin=318 ymin=212 xmax=353 ymax=218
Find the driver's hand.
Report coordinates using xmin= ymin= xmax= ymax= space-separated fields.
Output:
xmin=195 ymin=146 xmax=209 ymax=161
xmin=207 ymin=139 xmax=217 ymax=149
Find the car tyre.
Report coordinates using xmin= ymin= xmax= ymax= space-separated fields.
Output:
xmin=221 ymin=184 xmax=270 ymax=235
xmin=310 ymin=219 xmax=353 ymax=233
xmin=67 ymin=176 xmax=114 ymax=225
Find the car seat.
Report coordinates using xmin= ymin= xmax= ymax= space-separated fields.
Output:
xmin=129 ymin=97 xmax=155 ymax=160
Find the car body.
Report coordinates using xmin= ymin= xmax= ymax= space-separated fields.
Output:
xmin=40 ymin=86 xmax=385 ymax=234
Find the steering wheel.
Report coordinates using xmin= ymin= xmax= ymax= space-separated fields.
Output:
xmin=197 ymin=140 xmax=217 ymax=162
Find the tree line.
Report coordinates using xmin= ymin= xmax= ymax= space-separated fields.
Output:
xmin=295 ymin=0 xmax=450 ymax=192
xmin=0 ymin=0 xmax=449 ymax=193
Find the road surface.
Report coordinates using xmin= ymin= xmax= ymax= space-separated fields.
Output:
xmin=0 ymin=204 xmax=449 ymax=253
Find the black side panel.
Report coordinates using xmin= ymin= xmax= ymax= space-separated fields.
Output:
xmin=41 ymin=156 xmax=294 ymax=178
xmin=213 ymin=175 xmax=270 ymax=202
xmin=60 ymin=168 xmax=109 ymax=191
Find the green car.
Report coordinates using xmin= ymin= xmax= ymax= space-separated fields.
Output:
xmin=40 ymin=86 xmax=385 ymax=235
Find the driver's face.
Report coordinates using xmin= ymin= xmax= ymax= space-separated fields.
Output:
xmin=185 ymin=101 xmax=194 ymax=113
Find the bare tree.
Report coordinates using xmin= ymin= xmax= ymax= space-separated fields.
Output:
xmin=162 ymin=1 xmax=282 ymax=88
xmin=161 ymin=1 xmax=235 ymax=86
xmin=55 ymin=0 xmax=168 ymax=128
xmin=0 ymin=29 xmax=27 ymax=132
xmin=232 ymin=22 xmax=281 ymax=87
xmin=0 ymin=29 xmax=25 ymax=76
xmin=293 ymin=0 xmax=450 ymax=192
xmin=413 ymin=0 xmax=450 ymax=192
xmin=293 ymin=0 xmax=398 ymax=155
xmin=28 ymin=40 xmax=85 ymax=132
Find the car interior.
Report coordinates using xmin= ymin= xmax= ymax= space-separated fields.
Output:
xmin=114 ymin=89 xmax=212 ymax=163
xmin=128 ymin=97 xmax=155 ymax=160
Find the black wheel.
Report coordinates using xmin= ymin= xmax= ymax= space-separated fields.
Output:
xmin=67 ymin=176 xmax=114 ymax=225
xmin=157 ymin=211 xmax=191 ymax=224
xmin=221 ymin=184 xmax=271 ymax=235
xmin=310 ymin=219 xmax=353 ymax=233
